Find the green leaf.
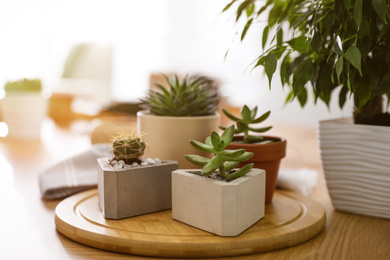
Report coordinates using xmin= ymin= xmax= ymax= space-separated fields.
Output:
xmin=248 ymin=126 xmax=272 ymax=133
xmin=223 ymin=161 xmax=240 ymax=173
xmin=251 ymin=110 xmax=270 ymax=123
xmin=250 ymin=106 xmax=258 ymax=120
xmin=276 ymin=28 xmax=283 ymax=47
xmin=236 ymin=0 xmax=252 ymax=21
xmin=241 ymin=105 xmax=251 ymax=121
xmin=373 ymin=0 xmax=387 ymax=24
xmin=225 ymin=163 xmax=254 ymax=181
xmin=219 ymin=149 xmax=246 ymax=158
xmin=221 ymin=151 xmax=253 ymax=162
xmin=241 ymin=18 xmax=253 ymax=41
xmin=333 ymin=36 xmax=344 ymax=55
xmin=311 ymin=29 xmax=321 ymax=53
xmin=265 ymin=53 xmax=278 ymax=89
xmin=339 ymin=86 xmax=349 ymax=109
xmin=210 ymin=131 xmax=221 ymax=150
xmin=201 ymin=156 xmax=221 ymax=176
xmin=296 ymin=87 xmax=308 ymax=107
xmin=246 ymin=135 xmax=264 ymax=143
xmin=354 ymin=0 xmax=362 ymax=28
xmin=220 ymin=125 xmax=235 ymax=148
xmin=222 ymin=108 xmax=240 ymax=122
xmin=345 ymin=46 xmax=362 ymax=76
xmin=343 ymin=0 xmax=353 ymax=10
xmin=335 ymin=56 xmax=344 ymax=83
xmin=378 ymin=75 xmax=390 ymax=95
xmin=205 ymin=136 xmax=212 ymax=146
xmin=246 ymin=2 xmax=255 ymax=17
xmin=222 ymin=0 xmax=236 ymax=12
xmin=184 ymin=154 xmax=209 ymax=166
xmin=287 ymin=36 xmax=309 ymax=53
xmin=189 ymin=140 xmax=215 ymax=153
xmin=262 ymin=26 xmax=270 ymax=50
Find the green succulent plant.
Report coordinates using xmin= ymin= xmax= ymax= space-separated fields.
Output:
xmin=220 ymin=105 xmax=272 ymax=144
xmin=223 ymin=0 xmax=390 ymax=126
xmin=111 ymin=133 xmax=146 ymax=164
xmin=4 ymin=78 xmax=42 ymax=92
xmin=185 ymin=125 xmax=254 ymax=181
xmin=140 ymin=73 xmax=220 ymax=116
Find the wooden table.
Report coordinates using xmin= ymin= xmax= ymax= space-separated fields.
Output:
xmin=0 ymin=117 xmax=389 ymax=260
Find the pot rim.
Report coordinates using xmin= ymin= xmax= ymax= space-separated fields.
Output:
xmin=137 ymin=110 xmax=220 ymax=120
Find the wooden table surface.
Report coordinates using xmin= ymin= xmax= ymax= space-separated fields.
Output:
xmin=0 ymin=116 xmax=389 ymax=260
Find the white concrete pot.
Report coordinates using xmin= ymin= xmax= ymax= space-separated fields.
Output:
xmin=97 ymin=158 xmax=179 ymax=219
xmin=0 ymin=92 xmax=47 ymax=139
xmin=137 ymin=110 xmax=220 ymax=168
xmin=172 ymin=168 xmax=265 ymax=237
xmin=318 ymin=118 xmax=390 ymax=219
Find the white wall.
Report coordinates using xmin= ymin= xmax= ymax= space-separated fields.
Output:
xmin=0 ymin=0 xmax=354 ymax=126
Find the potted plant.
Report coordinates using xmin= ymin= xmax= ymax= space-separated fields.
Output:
xmin=223 ymin=0 xmax=390 ymax=218
xmin=220 ymin=105 xmax=286 ymax=203
xmin=138 ymin=73 xmax=221 ymax=168
xmin=172 ymin=125 xmax=266 ymax=237
xmin=97 ymin=133 xmax=179 ymax=219
xmin=0 ymin=78 xmax=48 ymax=139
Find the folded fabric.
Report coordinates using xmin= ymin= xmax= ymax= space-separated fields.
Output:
xmin=39 ymin=144 xmax=318 ymax=199
xmin=276 ymin=168 xmax=318 ymax=196
xmin=39 ymin=143 xmax=111 ymax=200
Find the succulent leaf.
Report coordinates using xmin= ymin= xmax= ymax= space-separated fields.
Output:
xmin=202 ymin=156 xmax=221 ymax=176
xmin=141 ymin=74 xmax=220 ymax=116
xmin=190 ymin=140 xmax=216 ymax=153
xmin=225 ymin=163 xmax=254 ymax=180
xmin=184 ymin=154 xmax=209 ymax=166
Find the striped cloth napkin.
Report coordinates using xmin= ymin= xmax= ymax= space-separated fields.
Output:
xmin=39 ymin=143 xmax=111 ymax=200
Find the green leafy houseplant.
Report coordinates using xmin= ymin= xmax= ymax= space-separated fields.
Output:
xmin=140 ymin=73 xmax=220 ymax=116
xmin=220 ymin=105 xmax=272 ymax=143
xmin=185 ymin=125 xmax=255 ymax=181
xmin=223 ymin=0 xmax=390 ymax=126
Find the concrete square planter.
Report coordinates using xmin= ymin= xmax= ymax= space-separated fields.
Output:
xmin=98 ymin=158 xmax=178 ymax=219
xmin=172 ymin=168 xmax=265 ymax=237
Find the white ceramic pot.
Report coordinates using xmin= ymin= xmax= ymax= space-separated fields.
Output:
xmin=0 ymin=92 xmax=47 ymax=139
xmin=172 ymin=168 xmax=265 ymax=237
xmin=97 ymin=158 xmax=179 ymax=219
xmin=137 ymin=110 xmax=220 ymax=169
xmin=318 ymin=118 xmax=390 ymax=219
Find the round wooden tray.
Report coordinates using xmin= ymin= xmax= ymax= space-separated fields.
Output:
xmin=55 ymin=189 xmax=326 ymax=258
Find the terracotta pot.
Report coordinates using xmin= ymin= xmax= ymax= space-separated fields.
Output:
xmin=226 ymin=136 xmax=287 ymax=203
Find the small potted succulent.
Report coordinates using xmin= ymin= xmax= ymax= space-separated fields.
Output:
xmin=172 ymin=125 xmax=266 ymax=237
xmin=138 ymin=73 xmax=221 ymax=168
xmin=0 ymin=78 xmax=48 ymax=139
xmin=97 ymin=133 xmax=179 ymax=219
xmin=220 ymin=105 xmax=286 ymax=203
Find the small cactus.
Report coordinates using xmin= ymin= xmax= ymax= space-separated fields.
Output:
xmin=111 ymin=134 xmax=146 ymax=165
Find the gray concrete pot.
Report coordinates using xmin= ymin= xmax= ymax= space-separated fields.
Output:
xmin=98 ymin=158 xmax=178 ymax=219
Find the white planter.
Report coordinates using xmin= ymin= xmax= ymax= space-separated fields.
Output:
xmin=0 ymin=92 xmax=47 ymax=139
xmin=172 ymin=168 xmax=265 ymax=237
xmin=318 ymin=118 xmax=390 ymax=219
xmin=97 ymin=158 xmax=179 ymax=219
xmin=137 ymin=110 xmax=220 ymax=168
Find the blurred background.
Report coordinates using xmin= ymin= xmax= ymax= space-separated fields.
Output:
xmin=0 ymin=0 xmax=353 ymax=131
